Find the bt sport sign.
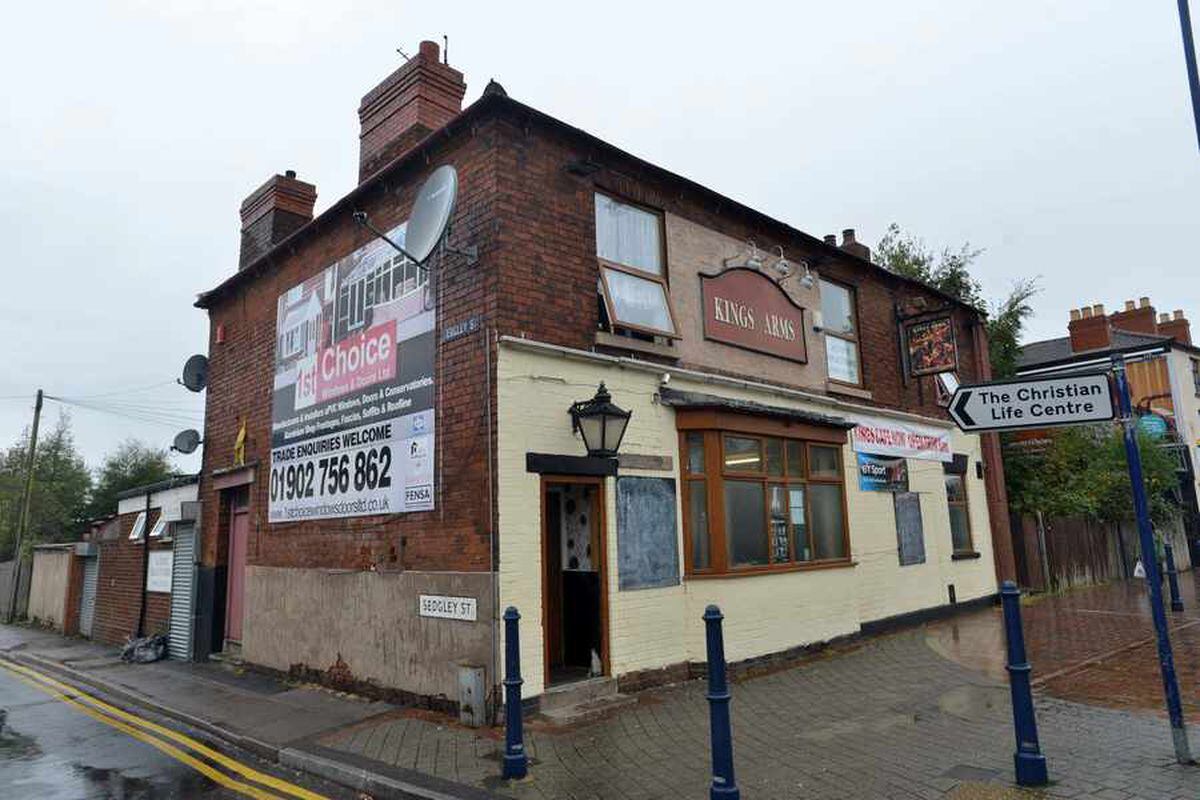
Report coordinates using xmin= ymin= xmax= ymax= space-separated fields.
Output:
xmin=268 ymin=222 xmax=435 ymax=522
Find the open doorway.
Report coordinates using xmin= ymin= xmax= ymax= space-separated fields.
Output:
xmin=542 ymin=478 xmax=607 ymax=686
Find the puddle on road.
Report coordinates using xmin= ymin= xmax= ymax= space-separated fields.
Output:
xmin=0 ymin=709 xmax=42 ymax=760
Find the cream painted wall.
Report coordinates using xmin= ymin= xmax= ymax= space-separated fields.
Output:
xmin=497 ymin=342 xmax=998 ymax=697
xmin=28 ymin=548 xmax=72 ymax=630
xmin=1167 ymin=349 xmax=1200 ymax=507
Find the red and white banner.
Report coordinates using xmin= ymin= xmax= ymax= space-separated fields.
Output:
xmin=849 ymin=414 xmax=953 ymax=462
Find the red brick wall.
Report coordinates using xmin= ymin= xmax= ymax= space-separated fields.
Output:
xmin=198 ymin=100 xmax=1000 ymax=579
xmin=199 ymin=121 xmax=500 ymax=575
xmin=489 ymin=108 xmax=984 ymax=418
xmin=92 ymin=510 xmax=173 ymax=646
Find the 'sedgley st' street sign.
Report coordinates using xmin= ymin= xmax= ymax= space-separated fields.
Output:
xmin=948 ymin=372 xmax=1115 ymax=433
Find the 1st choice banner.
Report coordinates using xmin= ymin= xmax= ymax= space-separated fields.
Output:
xmin=269 ymin=223 xmax=435 ymax=522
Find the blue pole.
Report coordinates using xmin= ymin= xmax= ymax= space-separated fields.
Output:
xmin=1111 ymin=354 xmax=1193 ymax=763
xmin=703 ymin=605 xmax=739 ymax=799
xmin=502 ymin=606 xmax=528 ymax=780
xmin=1000 ymin=581 xmax=1049 ymax=786
xmin=1164 ymin=538 xmax=1185 ymax=613
xmin=1179 ymin=0 xmax=1200 ymax=152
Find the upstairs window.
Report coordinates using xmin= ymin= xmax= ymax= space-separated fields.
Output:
xmin=820 ymin=279 xmax=861 ymax=385
xmin=1192 ymin=359 xmax=1200 ymax=397
xmin=595 ymin=193 xmax=678 ymax=338
xmin=128 ymin=511 xmax=147 ymax=541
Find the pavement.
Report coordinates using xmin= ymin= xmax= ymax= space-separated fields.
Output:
xmin=1 ymin=573 xmax=1198 ymax=799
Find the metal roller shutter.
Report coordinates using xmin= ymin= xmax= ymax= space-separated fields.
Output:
xmin=168 ymin=526 xmax=197 ymax=661
xmin=79 ymin=556 xmax=99 ymax=638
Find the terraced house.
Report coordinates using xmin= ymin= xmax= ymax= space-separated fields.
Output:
xmin=193 ymin=41 xmax=1016 ymax=717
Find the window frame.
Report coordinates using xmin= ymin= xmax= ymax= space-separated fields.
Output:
xmin=943 ymin=459 xmax=974 ymax=554
xmin=1192 ymin=358 xmax=1200 ymax=397
xmin=680 ymin=423 xmax=852 ymax=578
xmin=128 ymin=511 xmax=147 ymax=541
xmin=819 ymin=277 xmax=864 ymax=388
xmin=594 ymin=192 xmax=680 ymax=340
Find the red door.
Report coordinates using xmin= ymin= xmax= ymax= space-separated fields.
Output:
xmin=225 ymin=493 xmax=249 ymax=644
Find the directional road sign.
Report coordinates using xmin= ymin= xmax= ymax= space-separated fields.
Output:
xmin=948 ymin=371 xmax=1115 ymax=433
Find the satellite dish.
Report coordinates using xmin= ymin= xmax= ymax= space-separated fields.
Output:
xmin=181 ymin=354 xmax=209 ymax=392
xmin=404 ymin=165 xmax=458 ymax=264
xmin=172 ymin=429 xmax=202 ymax=454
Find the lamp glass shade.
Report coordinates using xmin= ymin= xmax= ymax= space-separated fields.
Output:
xmin=570 ymin=383 xmax=632 ymax=458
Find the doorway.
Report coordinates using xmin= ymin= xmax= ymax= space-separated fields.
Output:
xmin=542 ymin=478 xmax=607 ymax=686
xmin=224 ymin=487 xmax=249 ymax=648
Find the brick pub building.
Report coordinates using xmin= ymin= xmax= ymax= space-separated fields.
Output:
xmin=194 ymin=41 xmax=1016 ymax=715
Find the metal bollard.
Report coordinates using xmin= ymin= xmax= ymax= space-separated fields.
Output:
xmin=703 ymin=605 xmax=740 ymax=799
xmin=502 ymin=606 xmax=528 ymax=780
xmin=1000 ymin=581 xmax=1049 ymax=786
xmin=1164 ymin=539 xmax=1184 ymax=613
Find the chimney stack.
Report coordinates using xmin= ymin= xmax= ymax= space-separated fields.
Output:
xmin=1068 ymin=304 xmax=1111 ymax=352
xmin=358 ymin=40 xmax=466 ymax=183
xmin=238 ymin=170 xmax=317 ymax=270
xmin=839 ymin=228 xmax=871 ymax=261
xmin=1108 ymin=296 xmax=1157 ymax=335
xmin=1159 ymin=309 xmax=1192 ymax=345
xmin=823 ymin=234 xmax=837 ymax=246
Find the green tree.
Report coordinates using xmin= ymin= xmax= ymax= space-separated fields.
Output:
xmin=1004 ymin=426 xmax=1181 ymax=527
xmin=0 ymin=413 xmax=93 ymax=559
xmin=874 ymin=223 xmax=1039 ymax=377
xmin=86 ymin=440 xmax=175 ymax=522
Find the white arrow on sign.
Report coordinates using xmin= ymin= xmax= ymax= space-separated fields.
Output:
xmin=948 ymin=371 xmax=1115 ymax=433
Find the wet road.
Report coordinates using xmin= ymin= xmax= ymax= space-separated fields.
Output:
xmin=0 ymin=660 xmax=346 ymax=799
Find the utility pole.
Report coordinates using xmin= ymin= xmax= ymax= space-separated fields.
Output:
xmin=6 ymin=390 xmax=43 ymax=623
xmin=136 ymin=490 xmax=151 ymax=638
xmin=1180 ymin=0 xmax=1200 ymax=151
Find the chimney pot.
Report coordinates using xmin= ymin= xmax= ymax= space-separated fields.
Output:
xmin=823 ymin=234 xmax=837 ymax=246
xmin=285 ymin=169 xmax=296 ymax=179
xmin=842 ymin=228 xmax=856 ymax=243
xmin=1139 ymin=296 xmax=1151 ymax=308
xmin=1069 ymin=308 xmax=1082 ymax=321
xmin=1124 ymin=300 xmax=1135 ymax=311
xmin=1091 ymin=303 xmax=1105 ymax=316
xmin=1081 ymin=306 xmax=1093 ymax=318
xmin=418 ymin=40 xmax=440 ymax=60
xmin=1159 ymin=313 xmax=1171 ymax=323
xmin=1174 ymin=309 xmax=1185 ymax=320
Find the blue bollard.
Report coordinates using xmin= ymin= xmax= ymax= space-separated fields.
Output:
xmin=502 ymin=606 xmax=528 ymax=780
xmin=1163 ymin=539 xmax=1184 ymax=613
xmin=703 ymin=605 xmax=740 ymax=800
xmin=1000 ymin=581 xmax=1049 ymax=786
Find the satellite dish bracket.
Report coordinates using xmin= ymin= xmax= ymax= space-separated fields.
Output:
xmin=353 ymin=211 xmax=428 ymax=272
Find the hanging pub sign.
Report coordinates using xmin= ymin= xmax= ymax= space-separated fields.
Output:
xmin=268 ymin=222 xmax=437 ymax=523
xmin=856 ymin=452 xmax=910 ymax=493
xmin=905 ymin=316 xmax=958 ymax=376
xmin=700 ymin=268 xmax=807 ymax=363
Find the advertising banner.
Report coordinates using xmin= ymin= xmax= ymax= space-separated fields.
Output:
xmin=850 ymin=414 xmax=953 ymax=462
xmin=905 ymin=317 xmax=958 ymax=376
xmin=856 ymin=452 xmax=909 ymax=492
xmin=268 ymin=223 xmax=435 ymax=523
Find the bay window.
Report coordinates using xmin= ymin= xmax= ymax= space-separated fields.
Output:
xmin=820 ymin=279 xmax=861 ymax=385
xmin=680 ymin=417 xmax=851 ymax=576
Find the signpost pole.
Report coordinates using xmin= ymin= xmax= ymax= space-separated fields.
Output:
xmin=1110 ymin=354 xmax=1192 ymax=764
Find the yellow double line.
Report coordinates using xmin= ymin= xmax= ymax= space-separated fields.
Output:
xmin=0 ymin=657 xmax=328 ymax=800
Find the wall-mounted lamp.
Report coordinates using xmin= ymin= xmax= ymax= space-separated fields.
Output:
xmin=569 ymin=382 xmax=631 ymax=458
xmin=771 ymin=246 xmax=816 ymax=290
xmin=724 ymin=240 xmax=764 ymax=270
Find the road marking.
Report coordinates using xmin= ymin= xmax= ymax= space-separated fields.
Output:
xmin=0 ymin=658 xmax=329 ymax=800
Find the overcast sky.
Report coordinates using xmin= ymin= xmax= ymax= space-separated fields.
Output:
xmin=1 ymin=1 xmax=1197 ymax=472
